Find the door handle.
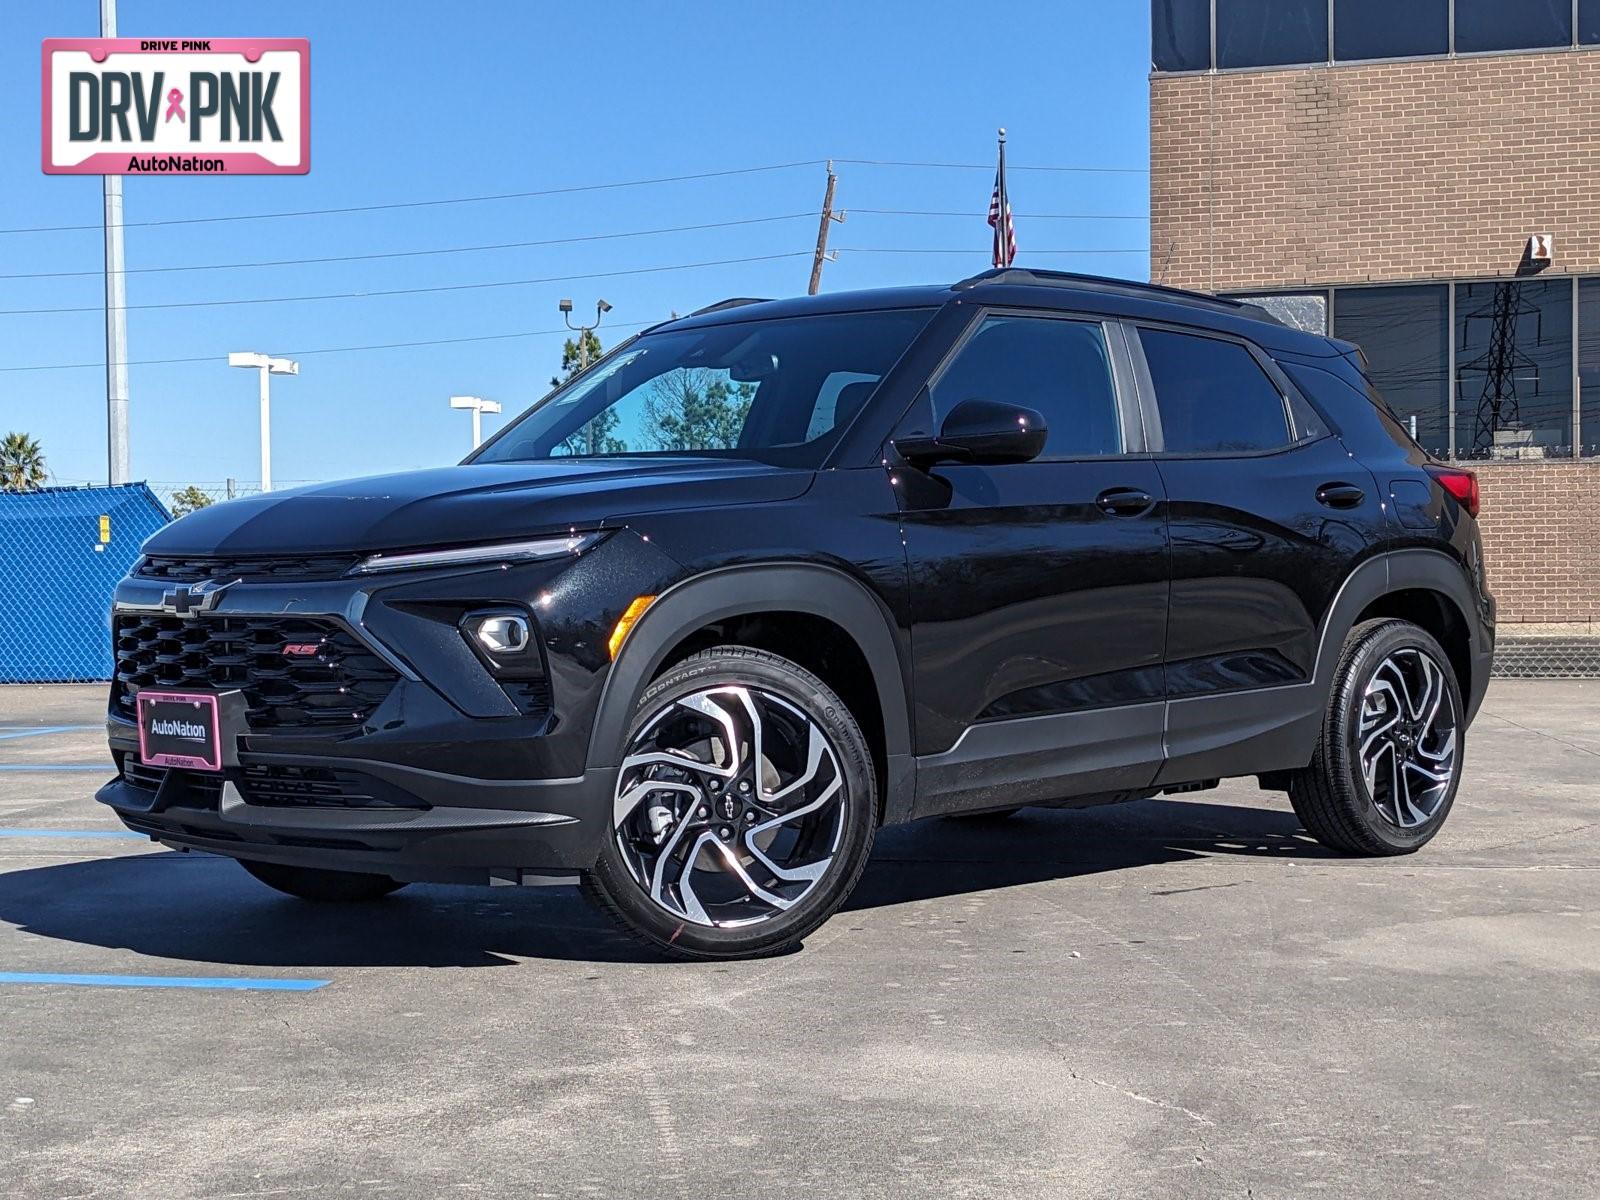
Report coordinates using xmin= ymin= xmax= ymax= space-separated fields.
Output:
xmin=1316 ymin=482 xmax=1366 ymax=509
xmin=1095 ymin=487 xmax=1156 ymax=517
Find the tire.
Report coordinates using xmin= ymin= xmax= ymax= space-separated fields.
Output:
xmin=1289 ymin=618 xmax=1465 ymax=856
xmin=238 ymin=858 xmax=406 ymax=902
xmin=583 ymin=645 xmax=877 ymax=960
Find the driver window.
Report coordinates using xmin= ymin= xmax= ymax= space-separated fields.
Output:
xmin=930 ymin=315 xmax=1123 ymax=458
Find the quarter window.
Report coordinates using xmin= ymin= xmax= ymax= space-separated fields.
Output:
xmin=931 ymin=316 xmax=1124 ymax=458
xmin=1138 ymin=328 xmax=1293 ymax=454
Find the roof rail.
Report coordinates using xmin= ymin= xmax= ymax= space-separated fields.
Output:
xmin=951 ymin=267 xmax=1284 ymax=326
xmin=688 ymin=297 xmax=773 ymax=317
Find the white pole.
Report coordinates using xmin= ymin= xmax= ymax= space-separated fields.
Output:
xmin=471 ymin=406 xmax=482 ymax=449
xmin=102 ymin=0 xmax=130 ymax=485
xmin=258 ymin=366 xmax=272 ymax=492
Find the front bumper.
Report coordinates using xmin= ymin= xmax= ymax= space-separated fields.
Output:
xmin=98 ymin=537 xmax=687 ymax=882
xmin=96 ymin=736 xmax=614 ymax=882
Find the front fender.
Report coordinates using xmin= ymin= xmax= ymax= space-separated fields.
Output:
xmin=585 ymin=562 xmax=915 ymax=823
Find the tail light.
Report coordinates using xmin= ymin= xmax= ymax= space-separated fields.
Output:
xmin=1425 ymin=465 xmax=1479 ymax=518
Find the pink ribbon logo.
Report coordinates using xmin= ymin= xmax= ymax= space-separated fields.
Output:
xmin=164 ymin=88 xmax=185 ymax=123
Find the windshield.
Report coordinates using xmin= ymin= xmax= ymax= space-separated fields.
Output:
xmin=474 ymin=309 xmax=933 ymax=468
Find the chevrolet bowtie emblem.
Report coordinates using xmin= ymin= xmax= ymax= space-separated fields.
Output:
xmin=159 ymin=577 xmax=239 ymax=618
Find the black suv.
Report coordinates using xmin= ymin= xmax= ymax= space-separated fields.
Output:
xmin=100 ymin=268 xmax=1495 ymax=959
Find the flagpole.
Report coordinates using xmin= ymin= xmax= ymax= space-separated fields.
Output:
xmin=997 ymin=127 xmax=1010 ymax=267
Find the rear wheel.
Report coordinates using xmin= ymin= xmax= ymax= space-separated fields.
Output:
xmin=583 ymin=646 xmax=876 ymax=960
xmin=238 ymin=859 xmax=406 ymax=902
xmin=1289 ymin=619 xmax=1464 ymax=856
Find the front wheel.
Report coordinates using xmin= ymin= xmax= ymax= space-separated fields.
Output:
xmin=583 ymin=646 xmax=877 ymax=960
xmin=1289 ymin=619 xmax=1465 ymax=856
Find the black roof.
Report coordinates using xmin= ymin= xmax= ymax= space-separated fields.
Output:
xmin=652 ymin=268 xmax=1334 ymax=355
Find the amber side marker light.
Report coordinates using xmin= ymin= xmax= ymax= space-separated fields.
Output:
xmin=608 ymin=595 xmax=658 ymax=659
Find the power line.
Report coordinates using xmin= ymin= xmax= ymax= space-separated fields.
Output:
xmin=0 ymin=213 xmax=816 ymax=281
xmin=0 ymin=160 xmax=828 ymax=235
xmin=0 ymin=252 xmax=812 ymax=316
xmin=853 ymin=208 xmax=1148 ymax=220
xmin=0 ymin=157 xmax=1149 ymax=236
xmin=836 ymin=157 xmax=1148 ymax=174
xmin=838 ymin=247 xmax=1148 ymax=255
xmin=0 ymin=321 xmax=657 ymax=374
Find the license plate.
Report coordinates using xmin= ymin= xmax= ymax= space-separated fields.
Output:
xmin=136 ymin=691 xmax=222 ymax=772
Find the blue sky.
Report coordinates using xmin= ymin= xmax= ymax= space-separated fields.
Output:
xmin=1 ymin=1 xmax=1150 ymax=487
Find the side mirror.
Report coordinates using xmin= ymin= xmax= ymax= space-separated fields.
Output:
xmin=893 ymin=398 xmax=1048 ymax=468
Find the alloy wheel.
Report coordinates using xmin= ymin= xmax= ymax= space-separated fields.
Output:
xmin=1354 ymin=647 xmax=1459 ymax=829
xmin=612 ymin=685 xmax=847 ymax=928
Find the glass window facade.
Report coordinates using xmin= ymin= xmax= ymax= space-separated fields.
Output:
xmin=1583 ymin=0 xmax=1600 ymax=45
xmin=1225 ymin=278 xmax=1600 ymax=460
xmin=1216 ymin=0 xmax=1328 ymax=69
xmin=1239 ymin=292 xmax=1329 ymax=334
xmin=1154 ymin=0 xmax=1590 ymax=71
xmin=1332 ymin=285 xmax=1451 ymax=458
xmin=1579 ymin=280 xmax=1600 ymax=455
xmin=1153 ymin=0 xmax=1212 ymax=71
xmin=1455 ymin=279 xmax=1573 ymax=457
xmin=1454 ymin=0 xmax=1571 ymax=54
xmin=1334 ymin=0 xmax=1448 ymax=61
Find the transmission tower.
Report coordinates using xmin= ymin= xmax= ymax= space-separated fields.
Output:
xmin=1457 ymin=281 xmax=1541 ymax=458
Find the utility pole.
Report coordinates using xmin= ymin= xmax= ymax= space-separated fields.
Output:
xmin=102 ymin=0 xmax=130 ymax=484
xmin=808 ymin=161 xmax=844 ymax=295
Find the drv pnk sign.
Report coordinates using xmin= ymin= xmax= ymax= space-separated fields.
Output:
xmin=42 ymin=38 xmax=309 ymax=175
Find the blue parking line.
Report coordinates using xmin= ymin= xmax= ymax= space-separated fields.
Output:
xmin=0 ymin=828 xmax=145 ymax=840
xmin=0 ymin=972 xmax=329 ymax=991
xmin=0 ymin=726 xmax=97 ymax=742
xmin=0 ymin=764 xmax=109 ymax=773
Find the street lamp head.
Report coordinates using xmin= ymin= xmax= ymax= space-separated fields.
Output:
xmin=597 ymin=299 xmax=613 ymax=315
xmin=450 ymin=395 xmax=501 ymax=415
xmin=228 ymin=351 xmax=297 ymax=375
xmin=558 ymin=298 xmax=574 ymax=315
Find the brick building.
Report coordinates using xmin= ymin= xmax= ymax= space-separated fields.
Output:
xmin=1150 ymin=0 xmax=1600 ymax=628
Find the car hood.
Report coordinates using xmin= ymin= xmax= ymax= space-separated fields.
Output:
xmin=144 ymin=458 xmax=814 ymax=556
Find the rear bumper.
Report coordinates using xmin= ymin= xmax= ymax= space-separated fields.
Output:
xmin=96 ymin=735 xmax=614 ymax=883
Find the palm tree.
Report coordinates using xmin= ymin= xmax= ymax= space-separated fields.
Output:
xmin=0 ymin=432 xmax=47 ymax=492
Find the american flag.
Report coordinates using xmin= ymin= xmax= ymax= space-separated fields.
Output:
xmin=989 ymin=130 xmax=1016 ymax=267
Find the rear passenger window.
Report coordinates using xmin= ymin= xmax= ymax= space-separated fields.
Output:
xmin=932 ymin=315 xmax=1123 ymax=458
xmin=1138 ymin=328 xmax=1293 ymax=454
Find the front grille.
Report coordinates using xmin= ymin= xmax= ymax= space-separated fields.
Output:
xmin=112 ymin=613 xmax=400 ymax=730
xmin=135 ymin=553 xmax=361 ymax=583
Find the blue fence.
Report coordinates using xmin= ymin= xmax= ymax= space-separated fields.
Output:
xmin=0 ymin=484 xmax=169 ymax=683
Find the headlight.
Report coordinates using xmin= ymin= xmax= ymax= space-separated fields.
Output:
xmin=352 ymin=532 xmax=603 ymax=575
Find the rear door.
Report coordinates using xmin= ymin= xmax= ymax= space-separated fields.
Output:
xmin=895 ymin=310 xmax=1171 ymax=816
xmin=1125 ymin=322 xmax=1389 ymax=782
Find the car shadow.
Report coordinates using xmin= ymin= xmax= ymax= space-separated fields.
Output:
xmin=0 ymin=797 xmax=1336 ymax=969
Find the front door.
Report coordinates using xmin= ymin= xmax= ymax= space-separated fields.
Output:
xmin=894 ymin=311 xmax=1170 ymax=817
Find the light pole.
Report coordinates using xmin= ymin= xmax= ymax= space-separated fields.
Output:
xmin=450 ymin=395 xmax=502 ymax=450
xmin=559 ymin=297 xmax=612 ymax=370
xmin=227 ymin=352 xmax=299 ymax=492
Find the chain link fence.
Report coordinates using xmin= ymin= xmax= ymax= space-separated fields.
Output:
xmin=0 ymin=484 xmax=170 ymax=682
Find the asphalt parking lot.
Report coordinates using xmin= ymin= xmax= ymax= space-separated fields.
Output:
xmin=0 ymin=682 xmax=1595 ymax=1199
